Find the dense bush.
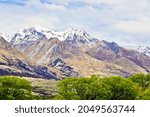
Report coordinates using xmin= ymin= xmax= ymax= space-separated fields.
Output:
xmin=0 ymin=76 xmax=34 ymax=100
xmin=129 ymin=73 xmax=150 ymax=90
xmin=57 ymin=77 xmax=111 ymax=100
xmin=101 ymin=76 xmax=137 ymax=100
xmin=57 ymin=75 xmax=138 ymax=100
xmin=129 ymin=74 xmax=150 ymax=99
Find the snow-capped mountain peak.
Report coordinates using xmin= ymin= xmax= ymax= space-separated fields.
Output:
xmin=63 ymin=27 xmax=92 ymax=40
xmin=41 ymin=27 xmax=99 ymax=46
xmin=64 ymin=27 xmax=90 ymax=37
xmin=10 ymin=27 xmax=99 ymax=46
xmin=136 ymin=45 xmax=150 ymax=56
xmin=22 ymin=27 xmax=36 ymax=33
xmin=62 ymin=27 xmax=100 ymax=46
xmin=42 ymin=27 xmax=92 ymax=41
xmin=0 ymin=32 xmax=11 ymax=42
xmin=11 ymin=27 xmax=46 ymax=45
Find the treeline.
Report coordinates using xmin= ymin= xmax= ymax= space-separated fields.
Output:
xmin=57 ymin=74 xmax=150 ymax=100
xmin=0 ymin=74 xmax=150 ymax=100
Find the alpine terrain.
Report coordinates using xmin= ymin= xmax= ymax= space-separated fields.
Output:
xmin=0 ymin=27 xmax=150 ymax=79
xmin=136 ymin=45 xmax=150 ymax=56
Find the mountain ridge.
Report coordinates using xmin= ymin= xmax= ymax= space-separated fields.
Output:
xmin=0 ymin=27 xmax=150 ymax=78
xmin=0 ymin=36 xmax=62 ymax=79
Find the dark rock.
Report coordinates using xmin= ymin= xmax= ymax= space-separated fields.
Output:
xmin=48 ymin=58 xmax=79 ymax=77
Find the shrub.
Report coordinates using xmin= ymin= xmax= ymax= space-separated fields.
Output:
xmin=57 ymin=76 xmax=137 ymax=100
xmin=101 ymin=76 xmax=137 ymax=100
xmin=0 ymin=76 xmax=34 ymax=100
xmin=129 ymin=73 xmax=150 ymax=90
xmin=135 ymin=88 xmax=150 ymax=100
xmin=129 ymin=73 xmax=150 ymax=99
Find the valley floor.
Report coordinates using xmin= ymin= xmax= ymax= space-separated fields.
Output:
xmin=22 ymin=77 xmax=58 ymax=99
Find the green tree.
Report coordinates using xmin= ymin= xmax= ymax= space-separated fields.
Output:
xmin=57 ymin=78 xmax=81 ymax=100
xmin=138 ymin=89 xmax=150 ymax=100
xmin=0 ymin=76 xmax=34 ymax=100
xmin=129 ymin=73 xmax=150 ymax=90
xmin=57 ymin=77 xmax=111 ymax=100
xmin=57 ymin=76 xmax=137 ymax=100
xmin=129 ymin=73 xmax=150 ymax=99
xmin=101 ymin=76 xmax=137 ymax=100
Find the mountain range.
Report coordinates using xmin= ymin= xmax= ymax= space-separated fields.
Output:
xmin=0 ymin=27 xmax=150 ymax=79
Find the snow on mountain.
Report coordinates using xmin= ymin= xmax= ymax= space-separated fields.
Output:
xmin=41 ymin=27 xmax=92 ymax=41
xmin=62 ymin=28 xmax=99 ymax=46
xmin=136 ymin=46 xmax=150 ymax=56
xmin=10 ymin=27 xmax=99 ymax=46
xmin=63 ymin=27 xmax=92 ymax=41
xmin=0 ymin=32 xmax=11 ymax=42
xmin=42 ymin=27 xmax=99 ymax=46
xmin=10 ymin=27 xmax=46 ymax=45
xmin=41 ymin=30 xmax=64 ymax=41
xmin=5 ymin=27 xmax=150 ymax=77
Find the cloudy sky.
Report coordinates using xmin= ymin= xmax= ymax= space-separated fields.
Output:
xmin=0 ymin=0 xmax=150 ymax=47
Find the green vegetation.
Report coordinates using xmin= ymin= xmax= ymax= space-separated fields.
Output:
xmin=129 ymin=73 xmax=150 ymax=99
xmin=57 ymin=74 xmax=150 ymax=100
xmin=0 ymin=76 xmax=34 ymax=100
xmin=129 ymin=73 xmax=150 ymax=90
xmin=0 ymin=73 xmax=150 ymax=100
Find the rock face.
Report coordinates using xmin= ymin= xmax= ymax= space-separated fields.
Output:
xmin=48 ymin=58 xmax=79 ymax=77
xmin=2 ymin=27 xmax=150 ymax=78
xmin=0 ymin=58 xmax=56 ymax=79
xmin=86 ymin=40 xmax=150 ymax=74
xmin=0 ymin=36 xmax=58 ymax=79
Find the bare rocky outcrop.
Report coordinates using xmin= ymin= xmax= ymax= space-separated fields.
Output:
xmin=48 ymin=58 xmax=79 ymax=77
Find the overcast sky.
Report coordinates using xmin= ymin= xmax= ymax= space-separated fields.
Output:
xmin=0 ymin=0 xmax=150 ymax=47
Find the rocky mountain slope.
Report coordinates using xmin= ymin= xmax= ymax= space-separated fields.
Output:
xmin=8 ymin=27 xmax=150 ymax=77
xmin=86 ymin=40 xmax=150 ymax=73
xmin=0 ymin=36 xmax=60 ymax=79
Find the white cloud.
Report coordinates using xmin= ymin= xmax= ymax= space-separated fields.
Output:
xmin=114 ymin=20 xmax=150 ymax=34
xmin=41 ymin=0 xmax=70 ymax=5
xmin=0 ymin=0 xmax=150 ymax=47
xmin=44 ymin=3 xmax=67 ymax=11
